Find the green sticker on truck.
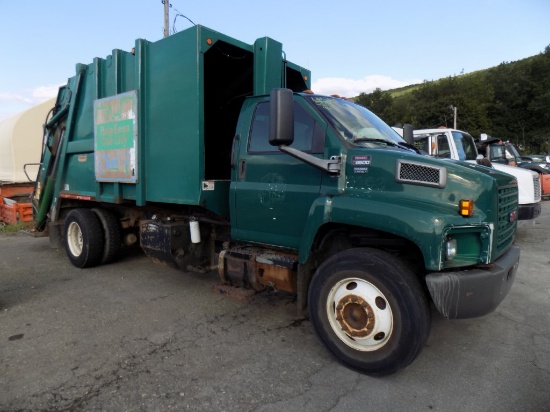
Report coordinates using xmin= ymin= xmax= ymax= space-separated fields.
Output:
xmin=96 ymin=119 xmax=134 ymax=150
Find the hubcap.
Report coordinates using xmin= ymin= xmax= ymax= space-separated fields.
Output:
xmin=327 ymin=278 xmax=393 ymax=351
xmin=336 ymin=295 xmax=375 ymax=338
xmin=67 ymin=221 xmax=83 ymax=257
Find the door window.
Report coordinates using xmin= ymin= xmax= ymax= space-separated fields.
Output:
xmin=436 ymin=134 xmax=451 ymax=158
xmin=248 ymin=102 xmax=321 ymax=153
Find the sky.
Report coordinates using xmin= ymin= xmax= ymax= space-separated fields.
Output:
xmin=1 ymin=0 xmax=549 ymax=121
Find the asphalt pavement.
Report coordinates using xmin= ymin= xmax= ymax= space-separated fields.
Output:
xmin=1 ymin=202 xmax=549 ymax=411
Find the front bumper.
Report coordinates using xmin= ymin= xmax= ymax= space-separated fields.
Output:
xmin=518 ymin=203 xmax=541 ymax=220
xmin=425 ymin=245 xmax=520 ymax=319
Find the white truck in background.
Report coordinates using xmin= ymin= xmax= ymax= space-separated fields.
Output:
xmin=411 ymin=128 xmax=542 ymax=221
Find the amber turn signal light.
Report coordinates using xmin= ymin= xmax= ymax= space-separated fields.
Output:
xmin=459 ymin=199 xmax=474 ymax=217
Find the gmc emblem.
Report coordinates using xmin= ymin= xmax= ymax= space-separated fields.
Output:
xmin=509 ymin=210 xmax=518 ymax=222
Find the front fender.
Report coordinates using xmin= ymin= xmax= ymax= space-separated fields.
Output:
xmin=298 ymin=195 xmax=471 ymax=270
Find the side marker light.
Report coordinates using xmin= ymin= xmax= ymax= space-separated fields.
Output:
xmin=459 ymin=199 xmax=474 ymax=217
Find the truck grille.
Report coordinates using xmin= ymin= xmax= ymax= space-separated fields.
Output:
xmin=496 ymin=184 xmax=518 ymax=253
xmin=533 ymin=174 xmax=542 ymax=201
xmin=396 ymin=160 xmax=447 ymax=188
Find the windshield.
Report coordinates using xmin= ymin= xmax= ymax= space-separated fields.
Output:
xmin=451 ymin=131 xmax=478 ymax=161
xmin=489 ymin=144 xmax=506 ymax=160
xmin=305 ymin=95 xmax=404 ymax=146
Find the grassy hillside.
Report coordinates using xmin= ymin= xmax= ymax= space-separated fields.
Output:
xmin=355 ymin=50 xmax=550 ymax=153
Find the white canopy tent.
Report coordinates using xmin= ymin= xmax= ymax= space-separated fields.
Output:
xmin=0 ymin=99 xmax=55 ymax=183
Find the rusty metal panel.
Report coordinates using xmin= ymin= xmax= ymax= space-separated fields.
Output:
xmin=139 ymin=220 xmax=185 ymax=267
xmin=256 ymin=256 xmax=297 ymax=292
xmin=218 ymin=247 xmax=298 ymax=293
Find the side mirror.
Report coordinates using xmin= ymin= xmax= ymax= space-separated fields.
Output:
xmin=269 ymin=88 xmax=294 ymax=146
xmin=402 ymin=124 xmax=414 ymax=145
xmin=476 ymin=154 xmax=492 ymax=167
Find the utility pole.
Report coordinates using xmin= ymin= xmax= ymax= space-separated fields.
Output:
xmin=449 ymin=105 xmax=457 ymax=129
xmin=453 ymin=106 xmax=457 ymax=129
xmin=163 ymin=0 xmax=170 ymax=38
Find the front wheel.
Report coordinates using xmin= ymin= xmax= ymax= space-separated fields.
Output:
xmin=64 ymin=208 xmax=104 ymax=268
xmin=308 ymin=248 xmax=431 ymax=376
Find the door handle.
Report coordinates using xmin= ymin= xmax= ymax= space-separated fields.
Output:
xmin=230 ymin=134 xmax=240 ymax=170
xmin=239 ymin=159 xmax=246 ymax=180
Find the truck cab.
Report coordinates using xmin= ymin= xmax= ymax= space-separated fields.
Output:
xmin=413 ymin=128 xmax=542 ymax=220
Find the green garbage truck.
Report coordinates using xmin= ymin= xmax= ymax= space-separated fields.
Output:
xmin=32 ymin=25 xmax=520 ymax=376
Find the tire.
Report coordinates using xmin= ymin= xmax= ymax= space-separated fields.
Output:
xmin=308 ymin=247 xmax=431 ymax=376
xmin=92 ymin=208 xmax=122 ymax=264
xmin=64 ymin=208 xmax=104 ymax=268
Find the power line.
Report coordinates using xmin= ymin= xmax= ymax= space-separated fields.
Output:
xmin=171 ymin=7 xmax=196 ymax=34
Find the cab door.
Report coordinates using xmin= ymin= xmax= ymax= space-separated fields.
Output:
xmin=231 ymin=99 xmax=325 ymax=249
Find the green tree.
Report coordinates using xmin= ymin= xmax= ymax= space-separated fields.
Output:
xmin=352 ymin=45 xmax=550 ymax=152
xmin=355 ymin=88 xmax=394 ymax=123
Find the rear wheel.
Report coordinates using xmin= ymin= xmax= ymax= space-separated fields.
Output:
xmin=308 ymin=248 xmax=431 ymax=376
xmin=64 ymin=209 xmax=104 ymax=268
xmin=92 ymin=208 xmax=122 ymax=264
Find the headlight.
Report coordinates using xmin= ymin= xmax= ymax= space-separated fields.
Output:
xmin=445 ymin=238 xmax=458 ymax=261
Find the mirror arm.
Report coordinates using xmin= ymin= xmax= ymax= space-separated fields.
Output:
xmin=278 ymin=145 xmax=341 ymax=174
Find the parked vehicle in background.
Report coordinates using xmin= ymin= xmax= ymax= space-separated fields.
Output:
xmin=523 ymin=154 xmax=550 ymax=164
xmin=413 ymin=128 xmax=541 ymax=220
xmin=477 ymin=135 xmax=550 ymax=196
